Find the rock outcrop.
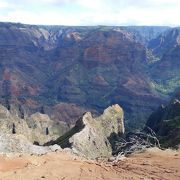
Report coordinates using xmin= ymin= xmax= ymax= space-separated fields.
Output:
xmin=0 ymin=104 xmax=67 ymax=145
xmin=50 ymin=104 xmax=124 ymax=159
xmin=0 ymin=133 xmax=49 ymax=154
xmin=0 ymin=132 xmax=62 ymax=154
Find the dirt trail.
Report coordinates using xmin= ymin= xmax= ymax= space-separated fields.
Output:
xmin=0 ymin=148 xmax=179 ymax=180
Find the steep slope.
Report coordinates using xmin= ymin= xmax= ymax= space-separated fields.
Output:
xmin=148 ymin=27 xmax=180 ymax=58
xmin=0 ymin=23 xmax=51 ymax=108
xmin=49 ymin=27 xmax=163 ymax=128
xmin=146 ymin=91 xmax=180 ymax=148
xmin=149 ymin=28 xmax=180 ymax=96
xmin=0 ymin=22 xmax=168 ymax=129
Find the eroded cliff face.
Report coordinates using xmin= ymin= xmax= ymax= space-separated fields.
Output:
xmin=51 ymin=104 xmax=124 ymax=159
xmin=0 ymin=23 xmax=167 ymax=129
xmin=0 ymin=23 xmax=179 ymax=130
xmin=0 ymin=104 xmax=68 ymax=145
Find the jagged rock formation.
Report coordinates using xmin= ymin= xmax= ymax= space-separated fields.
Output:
xmin=49 ymin=104 xmax=124 ymax=159
xmin=0 ymin=104 xmax=68 ymax=145
xmin=146 ymin=91 xmax=180 ymax=148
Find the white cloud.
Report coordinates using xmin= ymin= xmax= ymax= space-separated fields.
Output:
xmin=0 ymin=10 xmax=85 ymax=25
xmin=0 ymin=0 xmax=180 ymax=26
xmin=0 ymin=1 xmax=9 ymax=8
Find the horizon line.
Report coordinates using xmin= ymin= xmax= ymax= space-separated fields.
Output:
xmin=0 ymin=21 xmax=179 ymax=28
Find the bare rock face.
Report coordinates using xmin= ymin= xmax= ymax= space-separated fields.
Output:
xmin=0 ymin=132 xmax=62 ymax=154
xmin=96 ymin=104 xmax=125 ymax=136
xmin=0 ymin=105 xmax=32 ymax=138
xmin=0 ymin=133 xmax=50 ymax=154
xmin=0 ymin=104 xmax=66 ymax=145
xmin=52 ymin=104 xmax=124 ymax=159
xmin=26 ymin=112 xmax=68 ymax=145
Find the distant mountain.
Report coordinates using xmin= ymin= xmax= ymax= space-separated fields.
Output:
xmin=148 ymin=27 xmax=180 ymax=57
xmin=0 ymin=22 xmax=179 ymax=130
xmin=122 ymin=26 xmax=170 ymax=45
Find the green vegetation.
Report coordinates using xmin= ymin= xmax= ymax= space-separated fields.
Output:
xmin=163 ymin=116 xmax=180 ymax=128
xmin=146 ymin=90 xmax=180 ymax=148
xmin=98 ymin=26 xmax=113 ymax=32
xmin=54 ymin=124 xmax=83 ymax=148
xmin=152 ymin=78 xmax=180 ymax=95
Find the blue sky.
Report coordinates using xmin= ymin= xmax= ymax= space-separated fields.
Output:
xmin=0 ymin=0 xmax=180 ymax=26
